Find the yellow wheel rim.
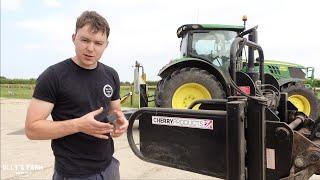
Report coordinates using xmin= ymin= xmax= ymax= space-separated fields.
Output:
xmin=288 ymin=95 xmax=311 ymax=116
xmin=172 ymin=83 xmax=212 ymax=109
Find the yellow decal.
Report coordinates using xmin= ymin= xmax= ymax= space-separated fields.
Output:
xmin=279 ymin=66 xmax=287 ymax=71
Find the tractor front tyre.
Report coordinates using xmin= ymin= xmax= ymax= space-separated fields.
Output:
xmin=155 ymin=68 xmax=225 ymax=109
xmin=283 ymin=85 xmax=319 ymax=120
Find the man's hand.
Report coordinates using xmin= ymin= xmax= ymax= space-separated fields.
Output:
xmin=111 ymin=110 xmax=128 ymax=138
xmin=77 ymin=107 xmax=114 ymax=139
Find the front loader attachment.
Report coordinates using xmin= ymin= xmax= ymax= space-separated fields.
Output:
xmin=127 ymin=97 xmax=320 ymax=179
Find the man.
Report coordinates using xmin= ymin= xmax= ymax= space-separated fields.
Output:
xmin=25 ymin=11 xmax=128 ymax=180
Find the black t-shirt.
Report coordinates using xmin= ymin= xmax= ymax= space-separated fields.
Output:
xmin=33 ymin=58 xmax=120 ymax=178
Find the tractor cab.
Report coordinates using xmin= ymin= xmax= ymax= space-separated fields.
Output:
xmin=178 ymin=24 xmax=244 ymax=70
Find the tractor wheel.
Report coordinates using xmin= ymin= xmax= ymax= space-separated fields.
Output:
xmin=283 ymin=85 xmax=319 ymax=119
xmin=155 ymin=67 xmax=225 ymax=109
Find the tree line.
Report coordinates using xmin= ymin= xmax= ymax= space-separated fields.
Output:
xmin=0 ymin=76 xmax=159 ymax=86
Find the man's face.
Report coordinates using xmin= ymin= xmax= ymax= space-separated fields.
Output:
xmin=72 ymin=24 xmax=108 ymax=69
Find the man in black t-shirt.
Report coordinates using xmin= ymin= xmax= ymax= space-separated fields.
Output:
xmin=25 ymin=11 xmax=128 ymax=180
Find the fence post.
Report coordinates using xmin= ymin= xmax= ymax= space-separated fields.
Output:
xmin=130 ymin=85 xmax=133 ymax=107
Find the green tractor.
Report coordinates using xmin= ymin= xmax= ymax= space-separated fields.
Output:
xmin=263 ymin=61 xmax=318 ymax=119
xmin=154 ymin=19 xmax=319 ymax=119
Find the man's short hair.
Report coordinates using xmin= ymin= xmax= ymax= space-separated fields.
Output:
xmin=76 ymin=11 xmax=110 ymax=38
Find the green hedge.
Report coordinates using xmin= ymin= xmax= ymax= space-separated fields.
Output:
xmin=0 ymin=76 xmax=159 ymax=86
xmin=0 ymin=77 xmax=36 ymax=84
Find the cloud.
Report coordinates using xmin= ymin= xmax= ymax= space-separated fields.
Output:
xmin=16 ymin=13 xmax=75 ymax=36
xmin=22 ymin=43 xmax=49 ymax=50
xmin=44 ymin=0 xmax=61 ymax=7
xmin=14 ymin=13 xmax=75 ymax=61
xmin=1 ymin=0 xmax=22 ymax=11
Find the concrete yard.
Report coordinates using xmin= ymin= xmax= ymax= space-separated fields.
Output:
xmin=0 ymin=98 xmax=214 ymax=179
xmin=0 ymin=98 xmax=319 ymax=179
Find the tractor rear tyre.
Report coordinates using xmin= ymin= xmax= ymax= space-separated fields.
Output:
xmin=155 ymin=68 xmax=225 ymax=109
xmin=283 ymin=85 xmax=319 ymax=120
xmin=154 ymin=79 xmax=164 ymax=107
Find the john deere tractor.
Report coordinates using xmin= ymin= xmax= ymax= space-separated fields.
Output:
xmin=154 ymin=19 xmax=319 ymax=119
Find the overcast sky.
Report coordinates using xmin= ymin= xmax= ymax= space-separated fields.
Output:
xmin=1 ymin=0 xmax=320 ymax=81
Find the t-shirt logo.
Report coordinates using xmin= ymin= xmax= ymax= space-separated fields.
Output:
xmin=103 ymin=84 xmax=113 ymax=98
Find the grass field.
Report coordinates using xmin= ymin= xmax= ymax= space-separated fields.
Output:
xmin=0 ymin=84 xmax=34 ymax=99
xmin=118 ymin=86 xmax=156 ymax=107
xmin=0 ymin=84 xmax=155 ymax=107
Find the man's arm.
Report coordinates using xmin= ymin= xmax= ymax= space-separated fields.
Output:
xmin=108 ymin=99 xmax=128 ymax=138
xmin=25 ymin=98 xmax=114 ymax=140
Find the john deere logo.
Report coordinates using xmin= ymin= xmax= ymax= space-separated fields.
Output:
xmin=103 ymin=84 xmax=113 ymax=98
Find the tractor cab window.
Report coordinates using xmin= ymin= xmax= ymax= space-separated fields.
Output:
xmin=191 ymin=31 xmax=237 ymax=67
